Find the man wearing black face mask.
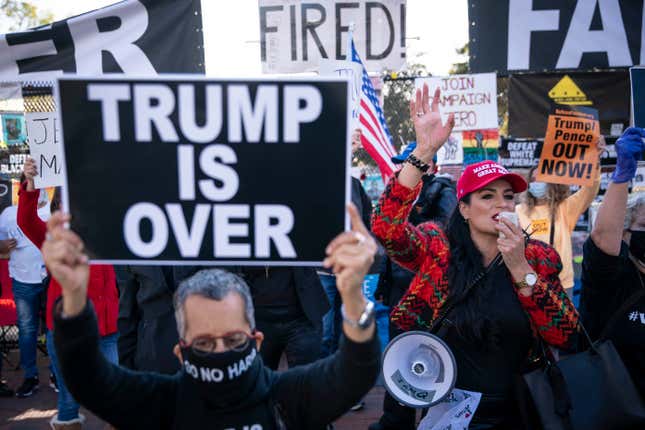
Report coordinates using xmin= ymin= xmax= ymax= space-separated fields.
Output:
xmin=44 ymin=205 xmax=380 ymax=429
xmin=579 ymin=127 xmax=645 ymax=400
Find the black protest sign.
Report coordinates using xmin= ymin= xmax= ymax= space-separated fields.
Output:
xmin=508 ymin=71 xmax=630 ymax=138
xmin=0 ymin=0 xmax=204 ymax=79
xmin=498 ymin=138 xmax=542 ymax=169
xmin=537 ymin=105 xmax=600 ymax=187
xmin=469 ymin=0 xmax=644 ymax=74
xmin=0 ymin=146 xmax=29 ymax=177
xmin=57 ymin=77 xmax=350 ymax=265
xmin=631 ymin=67 xmax=645 ymax=128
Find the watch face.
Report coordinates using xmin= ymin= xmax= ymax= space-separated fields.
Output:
xmin=525 ymin=273 xmax=538 ymax=286
xmin=358 ymin=301 xmax=376 ymax=329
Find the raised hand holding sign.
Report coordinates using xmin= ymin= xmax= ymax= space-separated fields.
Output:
xmin=41 ymin=212 xmax=89 ymax=318
xmin=323 ymin=203 xmax=377 ymax=343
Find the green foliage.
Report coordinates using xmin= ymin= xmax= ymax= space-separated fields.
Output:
xmin=1 ymin=0 xmax=54 ymax=32
xmin=449 ymin=43 xmax=469 ymax=75
xmin=382 ymin=63 xmax=429 ymax=151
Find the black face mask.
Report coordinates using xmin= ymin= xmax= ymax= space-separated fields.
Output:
xmin=180 ymin=340 xmax=262 ymax=408
xmin=628 ymin=230 xmax=645 ymax=264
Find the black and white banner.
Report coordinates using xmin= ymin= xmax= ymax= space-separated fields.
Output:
xmin=56 ymin=77 xmax=351 ymax=265
xmin=469 ymin=0 xmax=644 ymax=74
xmin=259 ymin=0 xmax=406 ymax=73
xmin=0 ymin=0 xmax=204 ymax=79
xmin=498 ymin=137 xmax=542 ymax=168
xmin=508 ymin=71 xmax=630 ymax=138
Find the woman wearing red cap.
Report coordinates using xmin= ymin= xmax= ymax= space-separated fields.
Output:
xmin=370 ymin=84 xmax=578 ymax=429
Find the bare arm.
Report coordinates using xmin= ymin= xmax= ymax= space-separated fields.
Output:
xmin=324 ymin=204 xmax=377 ymax=343
xmin=0 ymin=239 xmax=17 ymax=254
xmin=590 ymin=128 xmax=645 ymax=256
xmin=370 ymin=84 xmax=454 ymax=274
xmin=23 ymin=156 xmax=36 ymax=192
xmin=590 ymin=181 xmax=629 ymax=256
xmin=564 ymin=137 xmax=603 ymax=230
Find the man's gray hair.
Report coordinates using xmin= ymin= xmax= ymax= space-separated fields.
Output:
xmin=173 ymin=269 xmax=255 ymax=338
xmin=624 ymin=191 xmax=645 ymax=230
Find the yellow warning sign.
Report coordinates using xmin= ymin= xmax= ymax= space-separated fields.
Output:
xmin=548 ymin=75 xmax=593 ymax=105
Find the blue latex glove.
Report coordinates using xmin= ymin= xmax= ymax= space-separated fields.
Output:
xmin=612 ymin=127 xmax=645 ymax=183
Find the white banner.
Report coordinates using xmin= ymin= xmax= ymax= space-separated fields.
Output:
xmin=436 ymin=132 xmax=464 ymax=166
xmin=259 ymin=0 xmax=406 ymax=73
xmin=26 ymin=112 xmax=63 ymax=188
xmin=415 ymin=73 xmax=498 ymax=132
xmin=0 ymin=82 xmax=22 ymax=110
xmin=319 ymin=59 xmax=362 ymax=129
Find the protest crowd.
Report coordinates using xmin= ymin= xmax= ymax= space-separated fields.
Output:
xmin=0 ymin=1 xmax=644 ymax=430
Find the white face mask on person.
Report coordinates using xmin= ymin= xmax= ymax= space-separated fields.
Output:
xmin=528 ymin=182 xmax=548 ymax=199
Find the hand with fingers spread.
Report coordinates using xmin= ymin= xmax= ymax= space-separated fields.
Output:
xmin=22 ymin=156 xmax=38 ymax=191
xmin=409 ymin=83 xmax=455 ymax=163
xmin=42 ymin=212 xmax=90 ymax=317
xmin=323 ymin=203 xmax=377 ymax=342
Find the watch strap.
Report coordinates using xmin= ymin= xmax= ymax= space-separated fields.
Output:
xmin=341 ymin=300 xmax=375 ymax=330
xmin=514 ymin=272 xmax=537 ymax=289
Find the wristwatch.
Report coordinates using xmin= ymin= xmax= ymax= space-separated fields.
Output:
xmin=515 ymin=272 xmax=538 ymax=289
xmin=341 ymin=300 xmax=375 ymax=330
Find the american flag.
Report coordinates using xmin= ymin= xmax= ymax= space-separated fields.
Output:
xmin=350 ymin=40 xmax=397 ymax=180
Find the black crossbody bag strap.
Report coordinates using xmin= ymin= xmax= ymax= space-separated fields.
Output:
xmin=428 ymin=252 xmax=504 ymax=336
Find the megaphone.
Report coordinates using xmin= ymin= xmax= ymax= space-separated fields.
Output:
xmin=382 ymin=331 xmax=457 ymax=408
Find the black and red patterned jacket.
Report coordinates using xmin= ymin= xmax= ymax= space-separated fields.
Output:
xmin=372 ymin=177 xmax=579 ymax=349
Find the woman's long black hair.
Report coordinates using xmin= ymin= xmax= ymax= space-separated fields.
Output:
xmin=444 ymin=195 xmax=497 ymax=346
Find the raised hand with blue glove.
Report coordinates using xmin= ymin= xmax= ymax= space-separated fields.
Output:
xmin=612 ymin=127 xmax=645 ymax=183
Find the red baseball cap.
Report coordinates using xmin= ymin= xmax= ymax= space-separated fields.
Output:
xmin=456 ymin=161 xmax=527 ymax=200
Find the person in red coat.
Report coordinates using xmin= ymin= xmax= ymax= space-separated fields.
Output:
xmin=18 ymin=157 xmax=119 ymax=429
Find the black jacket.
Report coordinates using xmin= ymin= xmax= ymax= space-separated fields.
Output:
xmin=579 ymin=238 xmax=645 ymax=398
xmin=238 ymin=267 xmax=330 ymax=331
xmin=352 ymin=176 xmax=372 ymax=229
xmin=115 ymin=265 xmax=200 ymax=374
xmin=408 ymin=174 xmax=457 ymax=227
xmin=53 ymin=303 xmax=380 ymax=430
